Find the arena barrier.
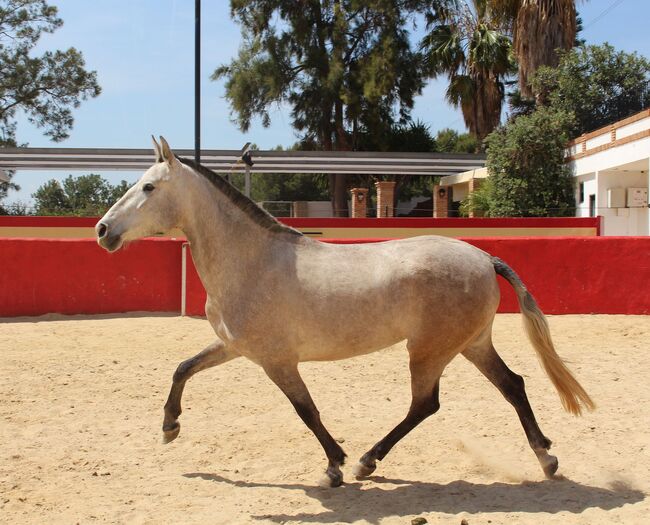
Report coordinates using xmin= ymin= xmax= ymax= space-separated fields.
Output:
xmin=0 ymin=238 xmax=183 ymax=316
xmin=0 ymin=216 xmax=601 ymax=239
xmin=1 ymin=235 xmax=648 ymax=318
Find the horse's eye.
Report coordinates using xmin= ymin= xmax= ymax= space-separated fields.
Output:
xmin=143 ymin=183 xmax=155 ymax=192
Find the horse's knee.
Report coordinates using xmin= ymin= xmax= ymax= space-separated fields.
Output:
xmin=407 ymin=398 xmax=440 ymax=422
xmin=416 ymin=400 xmax=440 ymax=420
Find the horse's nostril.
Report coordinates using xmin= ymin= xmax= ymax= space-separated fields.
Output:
xmin=97 ymin=223 xmax=108 ymax=238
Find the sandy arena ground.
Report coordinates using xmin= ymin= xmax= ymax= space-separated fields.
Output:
xmin=1 ymin=313 xmax=649 ymax=524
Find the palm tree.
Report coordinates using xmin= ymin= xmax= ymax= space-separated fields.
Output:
xmin=490 ymin=0 xmax=578 ymax=98
xmin=421 ymin=0 xmax=514 ymax=142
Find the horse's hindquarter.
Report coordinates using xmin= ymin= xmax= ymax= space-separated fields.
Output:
xmin=285 ymin=236 xmax=500 ymax=362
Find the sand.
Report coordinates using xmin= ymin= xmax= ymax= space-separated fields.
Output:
xmin=1 ymin=313 xmax=648 ymax=524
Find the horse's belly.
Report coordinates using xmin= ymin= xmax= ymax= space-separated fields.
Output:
xmin=292 ymin=307 xmax=409 ymax=362
xmin=296 ymin=329 xmax=406 ymax=362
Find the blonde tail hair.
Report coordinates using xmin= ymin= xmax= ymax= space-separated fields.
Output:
xmin=493 ymin=257 xmax=595 ymax=415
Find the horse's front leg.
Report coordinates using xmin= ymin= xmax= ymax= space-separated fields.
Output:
xmin=263 ymin=363 xmax=347 ymax=487
xmin=162 ymin=339 xmax=239 ymax=443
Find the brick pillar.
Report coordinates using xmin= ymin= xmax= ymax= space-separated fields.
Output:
xmin=375 ymin=181 xmax=396 ymax=218
xmin=350 ymin=188 xmax=369 ymax=218
xmin=467 ymin=178 xmax=482 ymax=218
xmin=292 ymin=201 xmax=309 ymax=217
xmin=433 ymin=184 xmax=449 ymax=218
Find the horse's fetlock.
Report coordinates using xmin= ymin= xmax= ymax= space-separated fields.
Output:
xmin=353 ymin=459 xmax=377 ymax=479
xmin=319 ymin=465 xmax=344 ymax=488
xmin=164 ymin=405 xmax=181 ymax=420
xmin=162 ymin=421 xmax=181 ymax=444
xmin=359 ymin=451 xmax=377 ymax=467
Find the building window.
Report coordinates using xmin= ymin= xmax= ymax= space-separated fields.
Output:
xmin=589 ymin=194 xmax=596 ymax=217
xmin=579 ymin=182 xmax=585 ymax=203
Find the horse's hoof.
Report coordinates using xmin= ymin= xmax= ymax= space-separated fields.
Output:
xmin=353 ymin=461 xmax=376 ymax=479
xmin=541 ymin=454 xmax=559 ymax=479
xmin=162 ymin=421 xmax=180 ymax=444
xmin=318 ymin=468 xmax=343 ymax=488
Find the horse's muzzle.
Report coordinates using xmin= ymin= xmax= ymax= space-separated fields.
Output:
xmin=96 ymin=221 xmax=123 ymax=252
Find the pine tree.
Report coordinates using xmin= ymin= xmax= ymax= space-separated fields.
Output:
xmin=0 ymin=0 xmax=101 ymax=206
xmin=214 ymin=0 xmax=426 ymax=216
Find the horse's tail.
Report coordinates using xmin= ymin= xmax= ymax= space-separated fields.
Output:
xmin=492 ymin=257 xmax=595 ymax=416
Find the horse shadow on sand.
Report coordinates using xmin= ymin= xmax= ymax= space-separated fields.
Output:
xmin=183 ymin=472 xmax=645 ymax=524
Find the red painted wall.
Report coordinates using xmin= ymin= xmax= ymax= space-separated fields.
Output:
xmin=0 ymin=216 xmax=601 ymax=230
xmin=0 ymin=238 xmax=183 ymax=316
xmin=280 ymin=217 xmax=601 ymax=232
xmin=1 ymin=236 xmax=648 ymax=318
xmin=464 ymin=237 xmax=650 ymax=314
xmin=182 ymin=237 xmax=649 ymax=316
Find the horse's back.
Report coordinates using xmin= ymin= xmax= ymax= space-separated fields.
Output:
xmin=299 ymin=235 xmax=495 ymax=289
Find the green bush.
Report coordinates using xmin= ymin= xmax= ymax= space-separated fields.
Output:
xmin=466 ymin=107 xmax=575 ymax=217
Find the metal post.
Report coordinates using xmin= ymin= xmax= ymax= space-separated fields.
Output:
xmin=244 ymin=164 xmax=251 ymax=198
xmin=194 ymin=0 xmax=201 ymax=165
xmin=240 ymin=142 xmax=253 ymax=196
xmin=181 ymin=243 xmax=188 ymax=316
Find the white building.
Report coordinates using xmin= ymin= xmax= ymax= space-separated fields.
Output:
xmin=567 ymin=109 xmax=649 ymax=235
xmin=436 ymin=109 xmax=650 ymax=235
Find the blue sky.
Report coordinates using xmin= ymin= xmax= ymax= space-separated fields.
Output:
xmin=7 ymin=0 xmax=650 ymax=205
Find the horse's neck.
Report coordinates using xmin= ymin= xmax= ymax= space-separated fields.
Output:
xmin=180 ymin=178 xmax=277 ymax=292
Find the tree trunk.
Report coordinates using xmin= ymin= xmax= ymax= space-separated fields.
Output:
xmin=332 ymin=99 xmax=349 ymax=217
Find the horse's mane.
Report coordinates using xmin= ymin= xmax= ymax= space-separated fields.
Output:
xmin=176 ymin=156 xmax=302 ymax=237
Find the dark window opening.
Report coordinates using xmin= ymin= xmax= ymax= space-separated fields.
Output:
xmin=589 ymin=194 xmax=596 ymax=217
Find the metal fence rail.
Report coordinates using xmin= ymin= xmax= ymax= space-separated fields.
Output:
xmin=0 ymin=147 xmax=485 ymax=176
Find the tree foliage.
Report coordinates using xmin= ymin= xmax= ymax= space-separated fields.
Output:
xmin=214 ymin=0 xmax=426 ymax=216
xmin=470 ymin=106 xmax=575 ymax=217
xmin=32 ymin=174 xmax=128 ymax=216
xmin=231 ymin=172 xmax=329 ymax=203
xmin=0 ymin=0 xmax=101 ymax=143
xmin=532 ymin=44 xmax=650 ymax=137
xmin=421 ymin=0 xmax=514 ymax=141
xmin=434 ymin=127 xmax=480 ymax=153
xmin=0 ymin=198 xmax=29 ymax=215
xmin=357 ymin=119 xmax=436 ymax=153
xmin=489 ymin=0 xmax=577 ymax=98
xmin=0 ymin=0 xmax=101 ymax=204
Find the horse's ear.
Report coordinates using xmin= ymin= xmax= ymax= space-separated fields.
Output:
xmin=159 ymin=136 xmax=176 ymax=167
xmin=151 ymin=135 xmax=163 ymax=163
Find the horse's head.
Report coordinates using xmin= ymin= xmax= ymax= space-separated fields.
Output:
xmin=96 ymin=136 xmax=182 ymax=252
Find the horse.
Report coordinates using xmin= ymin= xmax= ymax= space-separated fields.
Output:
xmin=96 ymin=137 xmax=594 ymax=488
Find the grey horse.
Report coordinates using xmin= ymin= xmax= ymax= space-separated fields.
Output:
xmin=96 ymin=137 xmax=594 ymax=487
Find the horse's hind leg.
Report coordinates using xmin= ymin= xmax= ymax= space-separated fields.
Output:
xmin=162 ymin=339 xmax=239 ymax=443
xmin=354 ymin=345 xmax=446 ymax=479
xmin=263 ymin=362 xmax=347 ymax=488
xmin=462 ymin=342 xmax=558 ymax=478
